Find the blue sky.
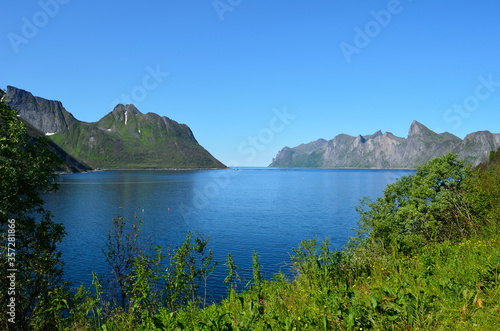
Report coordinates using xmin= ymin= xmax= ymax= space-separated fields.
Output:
xmin=2 ymin=1 xmax=500 ymax=166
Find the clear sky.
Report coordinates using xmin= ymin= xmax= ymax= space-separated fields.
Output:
xmin=2 ymin=1 xmax=500 ymax=166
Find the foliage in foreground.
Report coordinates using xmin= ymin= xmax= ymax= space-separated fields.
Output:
xmin=60 ymin=232 xmax=500 ymax=330
xmin=2 ymin=93 xmax=500 ymax=330
xmin=1 ymin=91 xmax=69 ymax=330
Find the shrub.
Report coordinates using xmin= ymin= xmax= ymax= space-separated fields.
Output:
xmin=352 ymin=153 xmax=471 ymax=255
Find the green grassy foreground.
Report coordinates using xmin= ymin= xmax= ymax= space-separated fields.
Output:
xmin=85 ymin=235 xmax=500 ymax=330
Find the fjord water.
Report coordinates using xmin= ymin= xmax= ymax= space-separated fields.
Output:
xmin=43 ymin=168 xmax=414 ymax=301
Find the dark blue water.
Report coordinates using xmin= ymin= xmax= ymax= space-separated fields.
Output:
xmin=43 ymin=168 xmax=413 ymax=301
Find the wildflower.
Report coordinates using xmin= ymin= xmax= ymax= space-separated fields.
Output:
xmin=298 ymin=317 xmax=301 ymax=321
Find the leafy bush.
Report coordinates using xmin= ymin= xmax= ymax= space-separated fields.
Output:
xmin=0 ymin=94 xmax=70 ymax=330
xmin=463 ymin=151 xmax=500 ymax=233
xmin=353 ymin=153 xmax=471 ymax=255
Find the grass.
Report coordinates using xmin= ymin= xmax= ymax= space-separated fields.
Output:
xmin=224 ymin=236 xmax=498 ymax=330
xmin=74 ymin=232 xmax=499 ymax=330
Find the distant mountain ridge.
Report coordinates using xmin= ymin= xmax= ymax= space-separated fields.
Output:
xmin=5 ymin=86 xmax=226 ymax=170
xmin=270 ymin=121 xmax=500 ymax=169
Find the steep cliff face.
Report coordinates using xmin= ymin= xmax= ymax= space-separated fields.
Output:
xmin=455 ymin=131 xmax=500 ymax=165
xmin=270 ymin=121 xmax=500 ymax=169
xmin=5 ymin=86 xmax=226 ymax=169
xmin=5 ymin=86 xmax=76 ymax=135
xmin=1 ymin=87 xmax=90 ymax=173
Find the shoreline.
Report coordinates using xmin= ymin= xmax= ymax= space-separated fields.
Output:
xmin=56 ymin=166 xmax=417 ymax=175
xmin=56 ymin=167 xmax=228 ymax=174
xmin=266 ymin=166 xmax=418 ymax=170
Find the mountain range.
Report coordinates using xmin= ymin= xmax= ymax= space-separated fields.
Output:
xmin=4 ymin=86 xmax=499 ymax=171
xmin=4 ymin=86 xmax=225 ymax=170
xmin=270 ymin=121 xmax=500 ymax=169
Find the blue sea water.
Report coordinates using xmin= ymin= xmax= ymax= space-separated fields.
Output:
xmin=43 ymin=167 xmax=414 ymax=302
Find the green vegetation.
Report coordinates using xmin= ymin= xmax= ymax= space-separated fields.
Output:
xmin=1 ymin=92 xmax=70 ymax=330
xmin=49 ymin=107 xmax=226 ymax=170
xmin=23 ymin=122 xmax=92 ymax=173
xmin=2 ymin=92 xmax=500 ymax=329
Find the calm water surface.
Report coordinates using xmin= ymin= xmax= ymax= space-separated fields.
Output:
xmin=43 ymin=168 xmax=414 ymax=301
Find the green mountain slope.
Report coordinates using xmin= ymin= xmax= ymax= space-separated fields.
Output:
xmin=24 ymin=122 xmax=93 ymax=173
xmin=5 ymin=86 xmax=226 ymax=170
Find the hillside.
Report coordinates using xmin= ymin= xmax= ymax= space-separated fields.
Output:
xmin=270 ymin=121 xmax=500 ymax=168
xmin=4 ymin=86 xmax=226 ymax=169
xmin=24 ymin=121 xmax=93 ymax=173
xmin=1 ymin=88 xmax=90 ymax=173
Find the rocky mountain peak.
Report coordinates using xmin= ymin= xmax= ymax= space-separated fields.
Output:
xmin=5 ymin=86 xmax=76 ymax=134
xmin=270 ymin=121 xmax=500 ymax=168
xmin=106 ymin=104 xmax=144 ymax=126
xmin=364 ymin=130 xmax=383 ymax=140
xmin=112 ymin=104 xmax=142 ymax=115
xmin=408 ymin=120 xmax=423 ymax=136
xmin=407 ymin=120 xmax=435 ymax=139
xmin=357 ymin=135 xmax=367 ymax=143
xmin=464 ymin=131 xmax=491 ymax=141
